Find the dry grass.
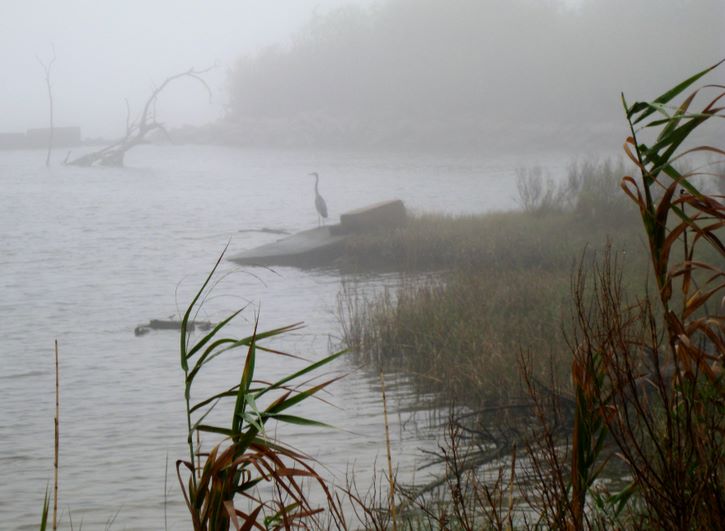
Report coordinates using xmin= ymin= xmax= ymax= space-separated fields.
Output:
xmin=341 ymin=159 xmax=641 ymax=273
xmin=339 ymin=159 xmax=651 ymax=411
xmin=341 ymin=268 xmax=574 ymax=408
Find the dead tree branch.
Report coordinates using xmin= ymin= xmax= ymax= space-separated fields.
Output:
xmin=67 ymin=66 xmax=213 ymax=167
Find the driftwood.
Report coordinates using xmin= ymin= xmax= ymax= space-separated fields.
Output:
xmin=134 ymin=319 xmax=214 ymax=337
xmin=237 ymin=227 xmax=291 ymax=235
xmin=67 ymin=67 xmax=212 ymax=167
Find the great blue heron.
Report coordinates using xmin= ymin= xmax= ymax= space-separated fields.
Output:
xmin=309 ymin=172 xmax=328 ymax=226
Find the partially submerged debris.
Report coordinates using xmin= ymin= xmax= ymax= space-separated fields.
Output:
xmin=134 ymin=319 xmax=213 ymax=337
xmin=237 ymin=227 xmax=291 ymax=235
xmin=67 ymin=67 xmax=212 ymax=167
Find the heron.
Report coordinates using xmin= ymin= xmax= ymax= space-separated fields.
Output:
xmin=309 ymin=172 xmax=328 ymax=226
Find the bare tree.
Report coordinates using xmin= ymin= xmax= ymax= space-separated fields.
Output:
xmin=66 ymin=67 xmax=212 ymax=167
xmin=37 ymin=45 xmax=56 ymax=167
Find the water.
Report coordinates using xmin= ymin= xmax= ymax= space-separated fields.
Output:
xmin=0 ymin=145 xmax=568 ymax=529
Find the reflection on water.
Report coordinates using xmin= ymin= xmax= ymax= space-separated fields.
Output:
xmin=0 ymin=145 xmax=566 ymax=528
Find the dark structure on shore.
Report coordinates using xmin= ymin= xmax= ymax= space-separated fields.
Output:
xmin=0 ymin=127 xmax=81 ymax=149
xmin=229 ymin=200 xmax=407 ymax=268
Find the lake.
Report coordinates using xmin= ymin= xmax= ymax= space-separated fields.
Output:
xmin=0 ymin=144 xmax=570 ymax=529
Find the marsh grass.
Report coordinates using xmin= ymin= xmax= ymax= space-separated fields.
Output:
xmin=341 ymin=210 xmax=639 ymax=273
xmin=340 ymin=159 xmax=652 ymax=411
xmin=341 ymin=62 xmax=725 ymax=529
xmin=339 ymin=158 xmax=652 ymax=412
xmin=341 ymin=158 xmax=641 ymax=273
xmin=341 ymin=269 xmax=572 ymax=408
xmin=35 ymin=60 xmax=723 ymax=531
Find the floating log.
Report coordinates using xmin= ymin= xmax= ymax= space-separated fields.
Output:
xmin=237 ymin=227 xmax=291 ymax=235
xmin=134 ymin=319 xmax=214 ymax=337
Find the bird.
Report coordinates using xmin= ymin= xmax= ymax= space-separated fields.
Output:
xmin=309 ymin=172 xmax=328 ymax=226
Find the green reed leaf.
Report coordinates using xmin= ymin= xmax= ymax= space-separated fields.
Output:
xmin=628 ymin=59 xmax=724 ymax=124
xmin=181 ymin=245 xmax=228 ymax=371
xmin=195 ymin=424 xmax=234 ymax=437
xmin=265 ymin=377 xmax=341 ymax=416
xmin=268 ymin=413 xmax=334 ymax=428
xmin=256 ymin=349 xmax=346 ymax=400
xmin=39 ymin=487 xmax=50 ymax=531
xmin=186 ymin=309 xmax=244 ymax=362
xmin=233 ymin=337 xmax=257 ymax=435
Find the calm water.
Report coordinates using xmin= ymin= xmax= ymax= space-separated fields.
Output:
xmin=0 ymin=145 xmax=568 ymax=529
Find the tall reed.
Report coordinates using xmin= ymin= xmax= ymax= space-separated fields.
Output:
xmin=518 ymin=58 xmax=725 ymax=529
xmin=52 ymin=340 xmax=59 ymax=531
xmin=177 ymin=249 xmax=347 ymax=530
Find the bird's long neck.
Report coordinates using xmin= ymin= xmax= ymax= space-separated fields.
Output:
xmin=314 ymin=174 xmax=319 ymax=193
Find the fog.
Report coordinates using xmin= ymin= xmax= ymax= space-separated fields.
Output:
xmin=3 ymin=2 xmax=725 ymax=528
xmin=0 ymin=0 xmax=376 ymax=138
xmin=3 ymin=0 xmax=723 ymax=149
xmin=223 ymin=0 xmax=725 ymax=150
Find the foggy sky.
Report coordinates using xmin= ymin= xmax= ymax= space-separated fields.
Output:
xmin=2 ymin=0 xmax=724 ymax=144
xmin=0 ymin=0 xmax=376 ymax=138
xmin=222 ymin=0 xmax=725 ymax=151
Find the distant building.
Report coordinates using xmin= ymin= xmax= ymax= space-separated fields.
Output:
xmin=0 ymin=126 xmax=82 ymax=149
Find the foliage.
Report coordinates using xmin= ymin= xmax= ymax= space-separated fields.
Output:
xmin=342 ymin=61 xmax=725 ymax=529
xmin=599 ymin=58 xmax=724 ymax=527
xmin=34 ymin=54 xmax=725 ymax=531
xmin=515 ymin=159 xmax=634 ymax=221
xmin=566 ymin=159 xmax=634 ymax=224
xmin=39 ymin=489 xmax=50 ymax=531
xmin=515 ymin=166 xmax=563 ymax=214
xmin=340 ymin=159 xmax=646 ymax=410
xmin=517 ymin=59 xmax=725 ymax=530
xmin=177 ymin=250 xmax=347 ymax=530
xmin=341 ymin=190 xmax=641 ymax=273
xmin=224 ymin=0 xmax=720 ymax=150
xmin=341 ymin=269 xmax=572 ymax=408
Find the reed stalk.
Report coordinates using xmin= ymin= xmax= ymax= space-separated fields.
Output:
xmin=506 ymin=444 xmax=516 ymax=531
xmin=379 ymin=370 xmax=398 ymax=531
xmin=53 ymin=340 xmax=59 ymax=531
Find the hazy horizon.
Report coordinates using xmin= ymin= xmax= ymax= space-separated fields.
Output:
xmin=0 ymin=0 xmax=377 ymax=138
xmin=2 ymin=0 xmax=724 ymax=149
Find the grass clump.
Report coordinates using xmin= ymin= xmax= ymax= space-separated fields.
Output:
xmin=341 ymin=158 xmax=641 ymax=273
xmin=340 ymin=159 xmax=650 ymax=410
xmin=341 ymin=207 xmax=640 ymax=273
xmin=342 ymin=269 xmax=572 ymax=407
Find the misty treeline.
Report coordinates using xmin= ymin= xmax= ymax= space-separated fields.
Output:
xmin=221 ymin=0 xmax=721 ymax=150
